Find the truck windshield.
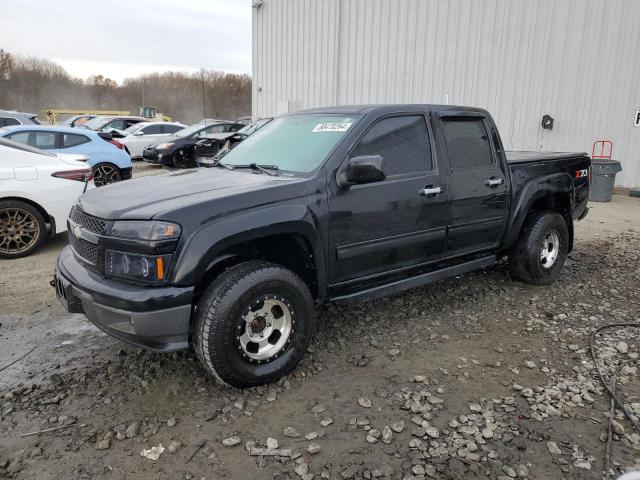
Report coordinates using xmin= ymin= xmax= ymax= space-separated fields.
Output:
xmin=220 ymin=114 xmax=359 ymax=173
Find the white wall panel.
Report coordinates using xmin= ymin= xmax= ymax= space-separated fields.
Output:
xmin=253 ymin=0 xmax=640 ymax=187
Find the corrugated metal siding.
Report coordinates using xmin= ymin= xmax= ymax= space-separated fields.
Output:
xmin=253 ymin=0 xmax=640 ymax=187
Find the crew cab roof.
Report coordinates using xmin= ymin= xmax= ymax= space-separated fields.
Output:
xmin=294 ymin=104 xmax=489 ymax=116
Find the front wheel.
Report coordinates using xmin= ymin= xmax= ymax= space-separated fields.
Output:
xmin=509 ymin=210 xmax=569 ymax=285
xmin=193 ymin=261 xmax=316 ymax=388
xmin=92 ymin=163 xmax=122 ymax=187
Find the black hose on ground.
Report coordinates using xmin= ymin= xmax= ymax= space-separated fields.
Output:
xmin=589 ymin=323 xmax=640 ymax=478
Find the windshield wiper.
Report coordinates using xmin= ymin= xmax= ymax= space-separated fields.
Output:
xmin=212 ymin=160 xmax=234 ymax=170
xmin=223 ymin=163 xmax=279 ymax=176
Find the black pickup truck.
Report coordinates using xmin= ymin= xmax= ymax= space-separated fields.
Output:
xmin=54 ymin=105 xmax=590 ymax=387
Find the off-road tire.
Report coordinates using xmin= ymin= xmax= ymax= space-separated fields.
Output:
xmin=0 ymin=200 xmax=47 ymax=259
xmin=510 ymin=210 xmax=569 ymax=285
xmin=193 ymin=261 xmax=316 ymax=388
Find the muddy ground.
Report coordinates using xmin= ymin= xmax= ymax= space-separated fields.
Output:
xmin=1 ymin=171 xmax=639 ymax=479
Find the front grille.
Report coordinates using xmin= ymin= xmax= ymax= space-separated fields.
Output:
xmin=69 ymin=233 xmax=99 ymax=265
xmin=69 ymin=205 xmax=106 ymax=234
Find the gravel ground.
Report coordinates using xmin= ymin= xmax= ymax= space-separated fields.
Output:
xmin=1 ymin=174 xmax=639 ymax=479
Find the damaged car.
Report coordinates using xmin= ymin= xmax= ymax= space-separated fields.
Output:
xmin=142 ymin=121 xmax=244 ymax=169
xmin=195 ymin=117 xmax=273 ymax=167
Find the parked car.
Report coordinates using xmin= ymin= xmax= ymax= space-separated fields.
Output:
xmin=117 ymin=122 xmax=187 ymax=159
xmin=0 ymin=137 xmax=93 ymax=258
xmin=0 ymin=110 xmax=41 ymax=127
xmin=195 ymin=118 xmax=273 ymax=167
xmin=0 ymin=125 xmax=132 ymax=187
xmin=142 ymin=121 xmax=244 ymax=168
xmin=61 ymin=114 xmax=97 ymax=128
xmin=54 ymin=104 xmax=590 ymax=388
xmin=80 ymin=116 xmax=150 ymax=132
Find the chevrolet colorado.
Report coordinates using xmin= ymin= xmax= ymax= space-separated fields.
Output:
xmin=54 ymin=105 xmax=590 ymax=387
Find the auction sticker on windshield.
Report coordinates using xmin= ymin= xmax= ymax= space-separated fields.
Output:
xmin=312 ymin=122 xmax=352 ymax=133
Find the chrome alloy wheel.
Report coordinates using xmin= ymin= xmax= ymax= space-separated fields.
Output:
xmin=0 ymin=207 xmax=40 ymax=255
xmin=93 ymin=164 xmax=121 ymax=187
xmin=236 ymin=295 xmax=294 ymax=363
xmin=540 ymin=230 xmax=560 ymax=269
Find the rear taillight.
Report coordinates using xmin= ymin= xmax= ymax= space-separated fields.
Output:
xmin=52 ymin=168 xmax=93 ymax=182
xmin=108 ymin=139 xmax=124 ymax=150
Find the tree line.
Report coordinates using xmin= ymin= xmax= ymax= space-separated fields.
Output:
xmin=0 ymin=49 xmax=252 ymax=124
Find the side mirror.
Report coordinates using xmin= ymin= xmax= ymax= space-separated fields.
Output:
xmin=133 ymin=131 xmax=144 ymax=136
xmin=338 ymin=155 xmax=385 ymax=187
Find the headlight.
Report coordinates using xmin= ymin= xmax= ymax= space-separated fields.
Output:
xmin=156 ymin=142 xmax=174 ymax=150
xmin=105 ymin=250 xmax=172 ymax=283
xmin=110 ymin=221 xmax=181 ymax=241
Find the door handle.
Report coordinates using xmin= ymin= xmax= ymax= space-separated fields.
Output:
xmin=419 ymin=186 xmax=443 ymax=197
xmin=485 ymin=177 xmax=504 ymax=188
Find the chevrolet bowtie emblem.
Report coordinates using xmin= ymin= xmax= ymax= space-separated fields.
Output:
xmin=73 ymin=225 xmax=82 ymax=239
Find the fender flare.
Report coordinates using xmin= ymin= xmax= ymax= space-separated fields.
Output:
xmin=503 ymin=172 xmax=575 ymax=250
xmin=171 ymin=204 xmax=326 ymax=296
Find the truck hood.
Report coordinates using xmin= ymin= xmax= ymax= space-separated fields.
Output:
xmin=77 ymin=168 xmax=302 ymax=220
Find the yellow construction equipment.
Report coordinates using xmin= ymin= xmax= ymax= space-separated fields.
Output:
xmin=44 ymin=108 xmax=172 ymax=124
xmin=44 ymin=109 xmax=130 ymax=125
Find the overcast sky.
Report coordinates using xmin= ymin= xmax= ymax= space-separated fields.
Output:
xmin=0 ymin=0 xmax=252 ymax=83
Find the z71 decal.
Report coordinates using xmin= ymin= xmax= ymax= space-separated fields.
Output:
xmin=575 ymin=168 xmax=589 ymax=179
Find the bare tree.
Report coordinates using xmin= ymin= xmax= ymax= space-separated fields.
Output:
xmin=0 ymin=48 xmax=251 ymax=123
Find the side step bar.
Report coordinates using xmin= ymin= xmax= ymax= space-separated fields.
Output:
xmin=330 ymin=255 xmax=496 ymax=304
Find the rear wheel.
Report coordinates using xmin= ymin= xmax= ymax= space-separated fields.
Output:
xmin=193 ymin=261 xmax=316 ymax=388
xmin=0 ymin=200 xmax=46 ymax=259
xmin=509 ymin=210 xmax=569 ymax=285
xmin=93 ymin=163 xmax=122 ymax=186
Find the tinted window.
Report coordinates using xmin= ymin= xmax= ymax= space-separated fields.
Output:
xmin=142 ymin=124 xmax=163 ymax=135
xmin=106 ymin=120 xmax=125 ymax=130
xmin=163 ymin=124 xmax=183 ymax=134
xmin=63 ymin=133 xmax=90 ymax=147
xmin=441 ymin=117 xmax=493 ymax=169
xmin=1 ymin=117 xmax=20 ymax=126
xmin=351 ymin=115 xmax=432 ymax=176
xmin=33 ymin=132 xmax=57 ymax=149
xmin=226 ymin=124 xmax=243 ymax=132
xmin=7 ymin=132 xmax=30 ymax=144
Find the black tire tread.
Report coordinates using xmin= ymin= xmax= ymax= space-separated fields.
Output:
xmin=509 ymin=210 xmax=568 ymax=286
xmin=193 ymin=260 xmax=315 ymax=388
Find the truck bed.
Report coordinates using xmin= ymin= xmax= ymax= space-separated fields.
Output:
xmin=506 ymin=151 xmax=588 ymax=164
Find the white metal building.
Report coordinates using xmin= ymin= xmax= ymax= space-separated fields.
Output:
xmin=252 ymin=0 xmax=640 ymax=188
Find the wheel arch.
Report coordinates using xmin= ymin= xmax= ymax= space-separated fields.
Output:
xmin=0 ymin=195 xmax=55 ymax=236
xmin=173 ymin=206 xmax=326 ymax=302
xmin=503 ymin=173 xmax=575 ymax=252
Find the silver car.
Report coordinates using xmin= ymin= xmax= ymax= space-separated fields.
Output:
xmin=117 ymin=122 xmax=186 ymax=159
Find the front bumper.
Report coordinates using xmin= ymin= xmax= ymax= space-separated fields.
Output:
xmin=143 ymin=148 xmax=172 ymax=166
xmin=54 ymin=246 xmax=193 ymax=352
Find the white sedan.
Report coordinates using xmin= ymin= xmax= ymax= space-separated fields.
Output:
xmin=0 ymin=137 xmax=93 ymax=258
xmin=117 ymin=122 xmax=186 ymax=159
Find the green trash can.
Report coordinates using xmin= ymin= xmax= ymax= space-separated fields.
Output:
xmin=589 ymin=159 xmax=622 ymax=202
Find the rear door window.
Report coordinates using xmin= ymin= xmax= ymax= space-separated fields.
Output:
xmin=163 ymin=124 xmax=183 ymax=134
xmin=441 ymin=117 xmax=494 ymax=169
xmin=142 ymin=124 xmax=163 ymax=135
xmin=33 ymin=132 xmax=57 ymax=149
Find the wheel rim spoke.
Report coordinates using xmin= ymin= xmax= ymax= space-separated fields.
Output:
xmin=237 ymin=296 xmax=293 ymax=362
xmin=0 ymin=207 xmax=40 ymax=254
